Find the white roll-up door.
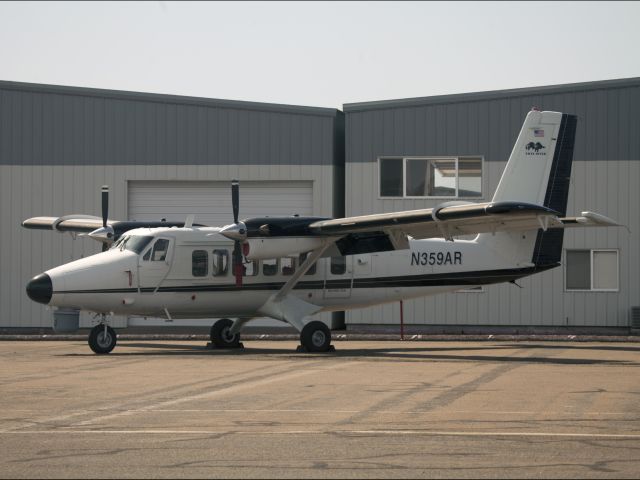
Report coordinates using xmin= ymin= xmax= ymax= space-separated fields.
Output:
xmin=128 ymin=181 xmax=313 ymax=224
xmin=127 ymin=180 xmax=314 ymax=329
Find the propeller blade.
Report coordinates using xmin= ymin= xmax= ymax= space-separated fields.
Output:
xmin=102 ymin=243 xmax=109 ymax=252
xmin=231 ymin=179 xmax=239 ymax=224
xmin=101 ymin=185 xmax=109 ymax=228
xmin=233 ymin=240 xmax=243 ymax=287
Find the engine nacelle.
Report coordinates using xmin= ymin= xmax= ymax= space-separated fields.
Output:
xmin=245 ymin=237 xmax=325 ymax=260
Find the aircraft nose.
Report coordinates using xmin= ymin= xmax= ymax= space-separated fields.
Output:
xmin=26 ymin=273 xmax=52 ymax=305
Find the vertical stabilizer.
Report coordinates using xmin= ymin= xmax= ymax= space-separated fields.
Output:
xmin=480 ymin=110 xmax=577 ymax=268
xmin=492 ymin=110 xmax=576 ymax=209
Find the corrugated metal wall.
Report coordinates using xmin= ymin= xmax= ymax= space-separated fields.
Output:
xmin=344 ymin=79 xmax=640 ymax=330
xmin=0 ymin=82 xmax=343 ymax=329
xmin=0 ymin=81 xmax=342 ymax=167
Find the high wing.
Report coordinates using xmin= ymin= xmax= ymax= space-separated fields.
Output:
xmin=23 ymin=215 xmax=107 ymax=233
xmin=307 ymin=201 xmax=619 ymax=246
xmin=22 ymin=215 xmax=205 ymax=237
xmin=21 ymin=186 xmax=206 ymax=249
xmin=228 ymin=201 xmax=619 ymax=260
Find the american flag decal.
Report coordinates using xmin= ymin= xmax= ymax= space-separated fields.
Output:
xmin=534 ymin=129 xmax=544 ymax=137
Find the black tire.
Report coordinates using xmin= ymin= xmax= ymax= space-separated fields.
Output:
xmin=210 ymin=318 xmax=241 ymax=348
xmin=300 ymin=321 xmax=332 ymax=352
xmin=88 ymin=325 xmax=117 ymax=354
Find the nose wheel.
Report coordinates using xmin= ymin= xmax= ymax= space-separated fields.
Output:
xmin=88 ymin=324 xmax=117 ymax=354
xmin=209 ymin=318 xmax=243 ymax=349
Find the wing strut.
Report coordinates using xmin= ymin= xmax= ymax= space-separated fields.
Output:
xmin=258 ymin=239 xmax=335 ymax=331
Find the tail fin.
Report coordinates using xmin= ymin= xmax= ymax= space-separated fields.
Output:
xmin=492 ymin=110 xmax=577 ymax=213
xmin=480 ymin=110 xmax=578 ymax=268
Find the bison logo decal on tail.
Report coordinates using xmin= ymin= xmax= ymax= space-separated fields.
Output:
xmin=525 ymin=141 xmax=545 ymax=152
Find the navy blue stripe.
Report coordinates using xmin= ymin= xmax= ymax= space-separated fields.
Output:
xmin=532 ymin=114 xmax=577 ymax=267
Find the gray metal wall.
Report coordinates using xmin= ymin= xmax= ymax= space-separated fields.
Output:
xmin=0 ymin=81 xmax=344 ymax=329
xmin=344 ymin=78 xmax=640 ymax=330
xmin=0 ymin=81 xmax=343 ymax=167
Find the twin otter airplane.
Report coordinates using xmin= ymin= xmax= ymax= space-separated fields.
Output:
xmin=24 ymin=110 xmax=618 ymax=354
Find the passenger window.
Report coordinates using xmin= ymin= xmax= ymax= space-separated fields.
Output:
xmin=212 ymin=249 xmax=229 ymax=276
xmin=192 ymin=250 xmax=208 ymax=277
xmin=263 ymin=258 xmax=279 ymax=276
xmin=299 ymin=253 xmax=317 ymax=275
xmin=282 ymin=257 xmax=296 ymax=276
xmin=243 ymin=260 xmax=259 ymax=277
xmin=142 ymin=248 xmax=151 ymax=261
xmin=331 ymin=256 xmax=346 ymax=275
xmin=151 ymin=239 xmax=170 ymax=261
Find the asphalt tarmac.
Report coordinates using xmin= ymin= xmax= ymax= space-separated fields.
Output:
xmin=0 ymin=339 xmax=639 ymax=478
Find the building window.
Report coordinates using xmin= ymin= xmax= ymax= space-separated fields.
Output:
xmin=192 ymin=250 xmax=208 ymax=277
xmin=566 ymin=249 xmax=619 ymax=291
xmin=212 ymin=249 xmax=229 ymax=277
xmin=379 ymin=156 xmax=482 ymax=198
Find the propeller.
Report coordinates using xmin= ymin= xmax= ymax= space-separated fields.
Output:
xmin=83 ymin=185 xmax=115 ymax=251
xmin=231 ymin=180 xmax=244 ymax=287
xmin=100 ymin=186 xmax=110 ymax=251
xmin=220 ymin=180 xmax=247 ymax=287
xmin=102 ymin=185 xmax=109 ymax=229
xmin=219 ymin=180 xmax=247 ymax=287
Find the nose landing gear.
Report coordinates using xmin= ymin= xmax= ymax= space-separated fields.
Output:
xmin=88 ymin=323 xmax=117 ymax=354
xmin=209 ymin=318 xmax=243 ymax=349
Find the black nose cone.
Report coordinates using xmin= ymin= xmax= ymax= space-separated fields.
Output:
xmin=26 ymin=273 xmax=52 ymax=305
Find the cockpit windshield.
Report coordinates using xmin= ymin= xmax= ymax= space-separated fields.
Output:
xmin=111 ymin=235 xmax=154 ymax=254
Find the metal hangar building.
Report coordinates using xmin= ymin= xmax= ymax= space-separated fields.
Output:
xmin=1 ymin=77 xmax=638 ymax=333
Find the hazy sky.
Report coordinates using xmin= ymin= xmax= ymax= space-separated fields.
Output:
xmin=1 ymin=1 xmax=639 ymax=109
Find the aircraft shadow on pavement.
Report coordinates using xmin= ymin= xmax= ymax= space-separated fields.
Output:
xmin=62 ymin=341 xmax=640 ymax=366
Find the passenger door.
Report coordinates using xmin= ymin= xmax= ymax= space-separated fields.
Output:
xmin=324 ymin=256 xmax=353 ymax=298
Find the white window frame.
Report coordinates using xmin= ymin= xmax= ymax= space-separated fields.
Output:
xmin=565 ymin=248 xmax=619 ymax=292
xmin=378 ymin=156 xmax=484 ymax=199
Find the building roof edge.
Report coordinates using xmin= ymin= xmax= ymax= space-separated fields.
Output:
xmin=343 ymin=77 xmax=640 ymax=112
xmin=0 ymin=80 xmax=341 ymax=117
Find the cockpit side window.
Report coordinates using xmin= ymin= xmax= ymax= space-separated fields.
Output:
xmin=151 ymin=239 xmax=170 ymax=261
xmin=113 ymin=235 xmax=153 ymax=255
xmin=125 ymin=236 xmax=154 ymax=254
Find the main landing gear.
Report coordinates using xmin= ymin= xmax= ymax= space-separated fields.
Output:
xmin=88 ymin=323 xmax=117 ymax=354
xmin=209 ymin=318 xmax=243 ymax=349
xmin=208 ymin=318 xmax=334 ymax=353
xmin=298 ymin=321 xmax=334 ymax=353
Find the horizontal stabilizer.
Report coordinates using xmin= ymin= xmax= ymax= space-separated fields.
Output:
xmin=559 ymin=211 xmax=620 ymax=228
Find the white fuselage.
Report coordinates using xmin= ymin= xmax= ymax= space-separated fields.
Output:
xmin=42 ymin=226 xmax=543 ymax=321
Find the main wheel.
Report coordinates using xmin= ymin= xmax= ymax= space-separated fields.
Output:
xmin=300 ymin=321 xmax=332 ymax=352
xmin=210 ymin=318 xmax=241 ymax=348
xmin=88 ymin=324 xmax=117 ymax=354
